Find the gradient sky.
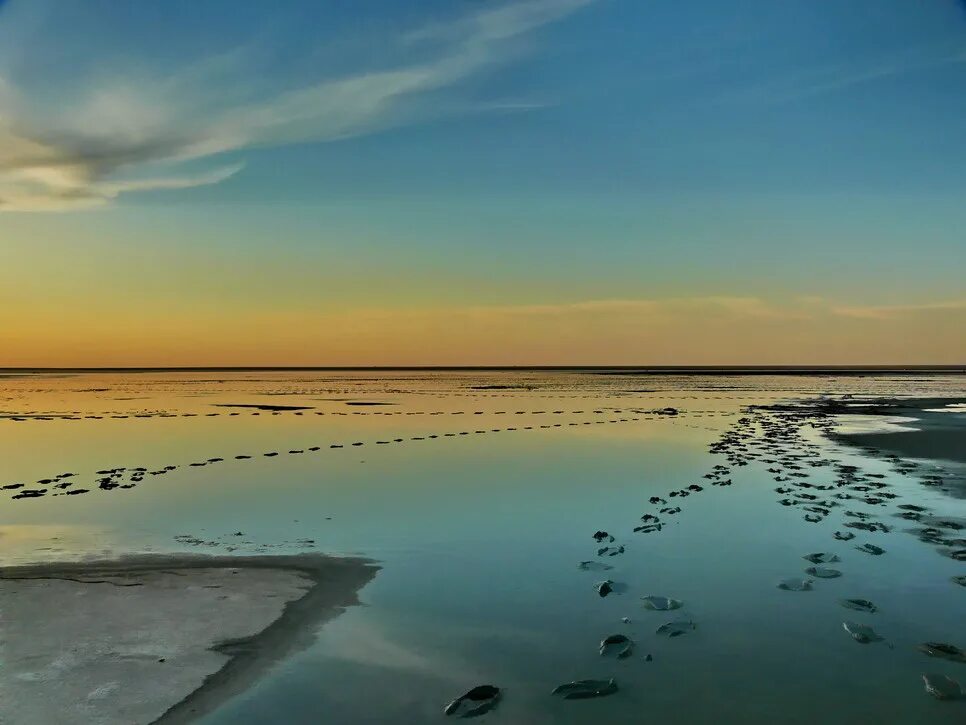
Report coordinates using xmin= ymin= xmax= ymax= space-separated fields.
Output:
xmin=1 ymin=0 xmax=964 ymax=366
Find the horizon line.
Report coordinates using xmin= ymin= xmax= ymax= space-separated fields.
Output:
xmin=2 ymin=365 xmax=964 ymax=375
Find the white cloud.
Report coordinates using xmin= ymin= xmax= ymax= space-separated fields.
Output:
xmin=0 ymin=0 xmax=593 ymax=211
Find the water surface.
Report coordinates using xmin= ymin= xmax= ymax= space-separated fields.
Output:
xmin=1 ymin=371 xmax=964 ymax=723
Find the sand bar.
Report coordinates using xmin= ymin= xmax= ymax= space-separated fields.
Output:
xmin=0 ymin=553 xmax=379 ymax=724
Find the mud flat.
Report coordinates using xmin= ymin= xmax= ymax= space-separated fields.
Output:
xmin=0 ymin=553 xmax=378 ymax=724
xmin=828 ymin=397 xmax=966 ymax=465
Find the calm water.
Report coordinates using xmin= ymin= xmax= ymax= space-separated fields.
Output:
xmin=1 ymin=371 xmax=964 ymax=723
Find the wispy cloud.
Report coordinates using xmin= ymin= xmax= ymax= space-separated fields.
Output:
xmin=280 ymin=295 xmax=963 ymax=339
xmin=459 ymin=296 xmax=810 ymax=320
xmin=829 ymin=299 xmax=966 ymax=320
xmin=0 ymin=0 xmax=592 ymax=211
xmin=721 ymin=45 xmax=966 ymax=106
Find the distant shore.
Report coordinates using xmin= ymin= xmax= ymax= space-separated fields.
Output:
xmin=0 ymin=553 xmax=379 ymax=725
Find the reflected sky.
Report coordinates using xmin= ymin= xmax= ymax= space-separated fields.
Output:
xmin=1 ymin=371 xmax=964 ymax=723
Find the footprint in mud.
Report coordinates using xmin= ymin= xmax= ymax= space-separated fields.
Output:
xmin=578 ymin=561 xmax=613 ymax=572
xmin=840 ymin=598 xmax=877 ymax=613
xmin=12 ymin=489 xmax=46 ymax=499
xmin=655 ymin=620 xmax=696 ymax=637
xmin=551 ymin=679 xmax=618 ymax=700
xmin=599 ymin=634 xmax=634 ymax=659
xmin=842 ymin=621 xmax=887 ymax=645
xmin=444 ymin=685 xmax=501 ymax=718
xmin=806 ymin=566 xmax=841 ymax=579
xmin=597 ymin=545 xmax=625 ymax=557
xmin=641 ymin=596 xmax=683 ymax=611
xmin=918 ymin=643 xmax=966 ymax=664
xmin=595 ymin=580 xmax=614 ymax=597
xmin=921 ymin=673 xmax=962 ymax=701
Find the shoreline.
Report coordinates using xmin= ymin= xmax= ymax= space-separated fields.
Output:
xmin=0 ymin=552 xmax=379 ymax=724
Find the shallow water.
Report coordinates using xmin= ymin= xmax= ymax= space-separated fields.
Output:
xmin=1 ymin=371 xmax=964 ymax=723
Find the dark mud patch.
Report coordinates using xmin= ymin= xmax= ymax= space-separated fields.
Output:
xmin=213 ymin=404 xmax=315 ymax=412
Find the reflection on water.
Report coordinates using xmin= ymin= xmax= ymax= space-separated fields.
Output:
xmin=1 ymin=371 xmax=964 ymax=723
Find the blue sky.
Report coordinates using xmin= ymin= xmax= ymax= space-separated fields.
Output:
xmin=3 ymin=0 xmax=964 ymax=206
xmin=0 ymin=0 xmax=964 ymax=365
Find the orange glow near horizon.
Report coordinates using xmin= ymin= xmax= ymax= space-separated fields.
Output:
xmin=2 ymin=295 xmax=964 ymax=368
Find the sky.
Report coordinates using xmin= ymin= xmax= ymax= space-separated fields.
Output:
xmin=1 ymin=0 xmax=964 ymax=366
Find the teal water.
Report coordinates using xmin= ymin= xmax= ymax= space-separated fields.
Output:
xmin=1 ymin=372 xmax=964 ymax=723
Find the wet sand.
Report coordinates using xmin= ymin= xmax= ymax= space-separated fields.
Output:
xmin=0 ymin=553 xmax=378 ymax=725
xmin=842 ymin=427 xmax=966 ymax=465
xmin=829 ymin=397 xmax=966 ymax=465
